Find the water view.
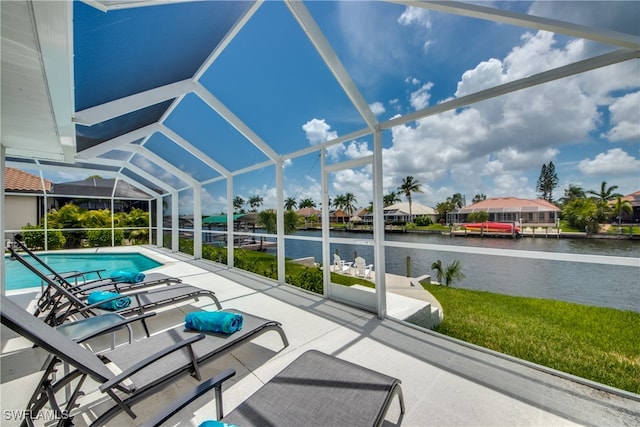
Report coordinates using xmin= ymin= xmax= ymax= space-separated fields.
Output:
xmin=282 ymin=231 xmax=640 ymax=313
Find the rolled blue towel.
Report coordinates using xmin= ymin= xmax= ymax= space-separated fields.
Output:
xmin=199 ymin=421 xmax=238 ymax=427
xmin=110 ymin=270 xmax=145 ymax=284
xmin=87 ymin=291 xmax=131 ymax=311
xmin=185 ymin=311 xmax=244 ymax=334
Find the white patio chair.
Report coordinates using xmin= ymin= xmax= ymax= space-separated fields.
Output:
xmin=354 ymin=256 xmax=374 ymax=279
xmin=333 ymin=254 xmax=353 ymax=274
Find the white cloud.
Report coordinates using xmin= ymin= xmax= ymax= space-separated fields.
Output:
xmin=345 ymin=140 xmax=372 ymax=159
xmin=331 ymin=167 xmax=372 ymax=204
xmin=397 ymin=6 xmax=434 ymax=53
xmin=492 ymin=174 xmax=530 ymax=196
xmin=456 ymin=58 xmax=505 ymax=97
xmin=578 ymin=149 xmax=640 ymax=175
xmin=369 ymin=101 xmax=386 ymax=116
xmin=200 ymin=189 xmax=225 ymax=215
xmin=602 ymin=91 xmax=640 ymax=142
xmin=302 ymin=118 xmax=337 ymax=145
xmin=409 ymin=82 xmax=434 ymax=110
xmin=302 ymin=118 xmax=342 ymax=160
xmin=496 ymin=147 xmax=559 ymax=171
xmin=397 ymin=6 xmax=431 ymax=29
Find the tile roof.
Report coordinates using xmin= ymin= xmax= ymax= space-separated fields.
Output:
xmin=621 ymin=191 xmax=640 ymax=206
xmin=4 ymin=167 xmax=51 ymax=193
xmin=296 ymin=207 xmax=321 ymax=217
xmin=459 ymin=197 xmax=560 ymax=213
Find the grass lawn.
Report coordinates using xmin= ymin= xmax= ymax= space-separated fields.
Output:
xmin=207 ymin=244 xmax=639 ymax=393
xmin=424 ymin=284 xmax=640 ymax=394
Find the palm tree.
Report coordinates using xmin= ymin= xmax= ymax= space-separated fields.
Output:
xmin=559 ymin=184 xmax=586 ymax=206
xmin=284 ymin=210 xmax=302 ymax=234
xmin=444 ymin=260 xmax=465 ymax=287
xmin=450 ymin=193 xmax=465 ymax=209
xmin=434 ymin=201 xmax=451 ymax=219
xmin=299 ymin=198 xmax=316 ymax=209
xmin=248 ymin=195 xmax=263 ymax=212
xmin=284 ymin=197 xmax=297 ymax=211
xmin=333 ymin=194 xmax=347 ymax=223
xmin=431 ymin=260 xmax=444 ymax=284
xmin=343 ymin=192 xmax=357 ymax=217
xmin=471 ymin=194 xmax=487 ymax=204
xmin=587 ymin=181 xmax=621 ymax=204
xmin=612 ymin=195 xmax=632 ymax=227
xmin=383 ymin=191 xmax=401 ymax=207
xmin=587 ymin=181 xmax=620 ymax=224
xmin=431 ymin=259 xmax=465 ymax=286
xmin=233 ymin=196 xmax=245 ymax=213
xmin=398 ymin=176 xmax=423 ymax=224
xmin=256 ymin=209 xmax=277 ymax=251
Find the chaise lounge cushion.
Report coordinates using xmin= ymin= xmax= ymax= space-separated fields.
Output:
xmin=222 ymin=350 xmax=403 ymax=427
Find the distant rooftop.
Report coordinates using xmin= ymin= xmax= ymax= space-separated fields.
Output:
xmin=384 ymin=202 xmax=436 ymax=216
xmin=459 ymin=197 xmax=561 ymax=213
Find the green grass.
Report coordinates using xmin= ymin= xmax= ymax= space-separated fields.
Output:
xmin=330 ymin=272 xmax=374 ymax=288
xmin=606 ymin=225 xmax=640 ymax=235
xmin=411 ymin=224 xmax=449 ymax=231
xmin=424 ymin=284 xmax=640 ymax=394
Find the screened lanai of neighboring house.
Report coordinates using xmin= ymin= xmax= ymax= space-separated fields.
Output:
xmin=1 ymin=0 xmax=639 ymax=317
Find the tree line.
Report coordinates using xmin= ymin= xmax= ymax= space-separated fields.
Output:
xmin=229 ymin=165 xmax=633 ymax=233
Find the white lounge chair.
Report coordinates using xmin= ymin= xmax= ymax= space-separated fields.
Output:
xmin=333 ymin=254 xmax=353 ymax=274
xmin=354 ymin=256 xmax=374 ymax=279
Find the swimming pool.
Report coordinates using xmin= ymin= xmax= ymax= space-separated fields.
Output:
xmin=4 ymin=252 xmax=163 ymax=291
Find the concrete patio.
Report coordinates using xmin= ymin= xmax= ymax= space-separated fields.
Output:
xmin=2 ymin=245 xmax=639 ymax=426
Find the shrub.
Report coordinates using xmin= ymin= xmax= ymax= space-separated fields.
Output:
xmin=87 ymin=229 xmax=124 ymax=247
xmin=286 ymin=266 xmax=323 ymax=294
xmin=20 ymin=225 xmax=66 ymax=250
xmin=179 ymin=237 xmax=194 ymax=255
xmin=415 ymin=216 xmax=433 ymax=226
xmin=203 ymin=245 xmax=227 ymax=264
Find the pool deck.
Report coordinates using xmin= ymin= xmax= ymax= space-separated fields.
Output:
xmin=2 ymin=245 xmax=639 ymax=426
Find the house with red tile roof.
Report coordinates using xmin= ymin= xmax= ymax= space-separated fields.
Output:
xmin=4 ymin=167 xmax=52 ymax=232
xmin=452 ymin=197 xmax=561 ymax=226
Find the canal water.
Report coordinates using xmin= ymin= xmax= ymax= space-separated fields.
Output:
xmin=282 ymin=231 xmax=640 ymax=312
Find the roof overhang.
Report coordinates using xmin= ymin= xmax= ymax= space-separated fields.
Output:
xmin=1 ymin=1 xmax=75 ymax=162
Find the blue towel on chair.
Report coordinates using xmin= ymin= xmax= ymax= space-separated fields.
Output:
xmin=110 ymin=270 xmax=145 ymax=284
xmin=185 ymin=311 xmax=244 ymax=334
xmin=87 ymin=291 xmax=131 ymax=311
xmin=199 ymin=421 xmax=238 ymax=427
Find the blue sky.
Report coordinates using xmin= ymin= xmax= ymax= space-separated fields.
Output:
xmin=35 ymin=1 xmax=639 ymax=215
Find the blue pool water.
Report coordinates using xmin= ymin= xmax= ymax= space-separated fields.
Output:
xmin=4 ymin=252 xmax=163 ymax=291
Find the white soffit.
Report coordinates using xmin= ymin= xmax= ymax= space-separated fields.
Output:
xmin=1 ymin=1 xmax=74 ymax=162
